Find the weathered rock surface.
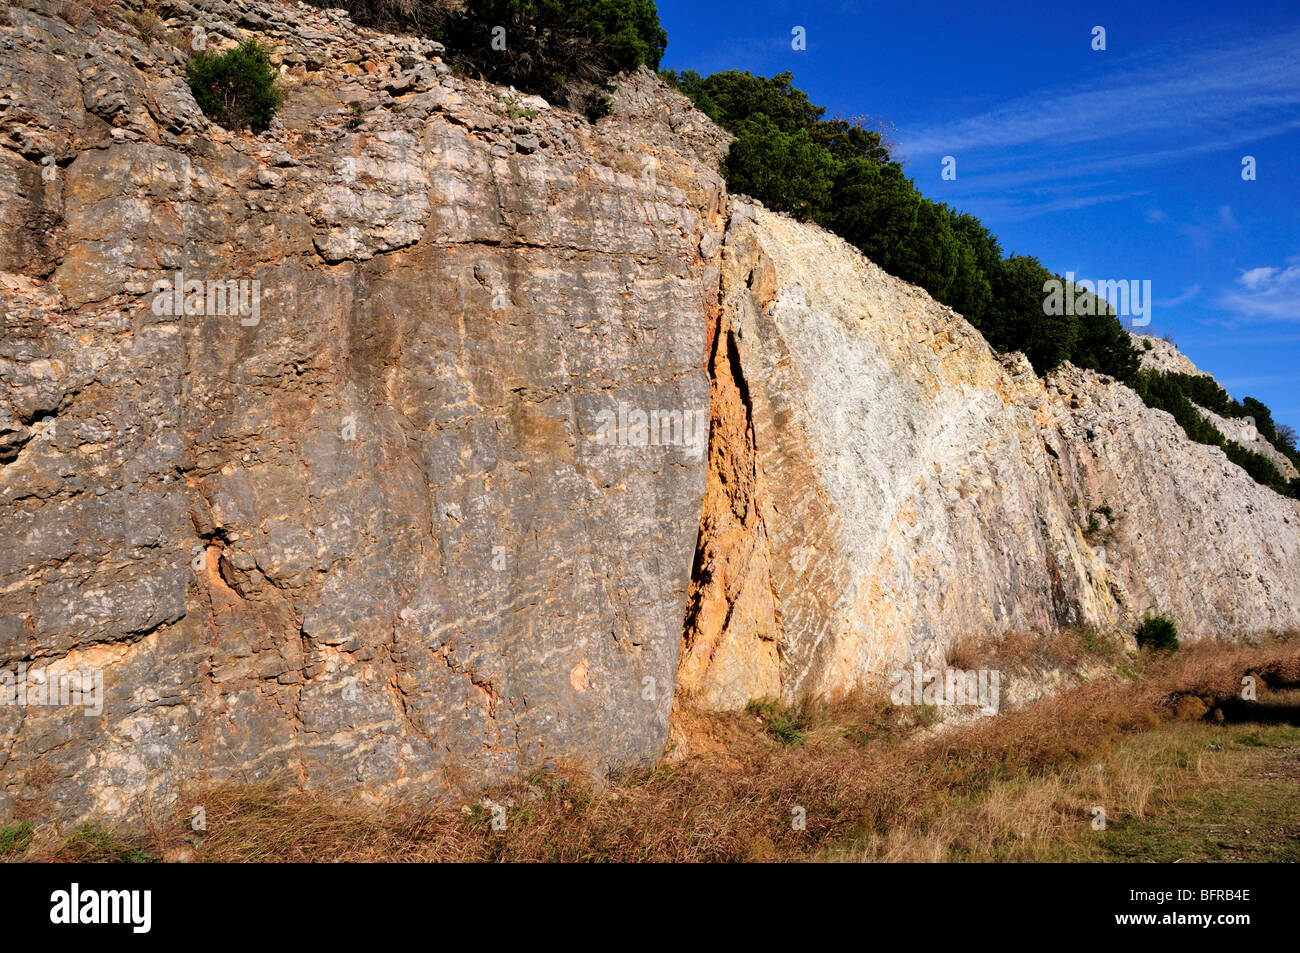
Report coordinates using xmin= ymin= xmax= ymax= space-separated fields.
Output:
xmin=681 ymin=205 xmax=1119 ymax=706
xmin=680 ymin=204 xmax=1300 ymax=708
xmin=1132 ymin=331 xmax=1204 ymax=376
xmin=0 ymin=0 xmax=726 ymax=822
xmin=1046 ymin=364 xmax=1300 ymax=638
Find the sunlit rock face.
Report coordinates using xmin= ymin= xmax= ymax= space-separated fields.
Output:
xmin=1045 ymin=363 xmax=1300 ymax=641
xmin=680 ymin=203 xmax=1300 ymax=708
xmin=681 ymin=203 xmax=1118 ymax=708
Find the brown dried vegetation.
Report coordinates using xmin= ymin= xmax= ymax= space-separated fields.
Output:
xmin=16 ymin=635 xmax=1300 ymax=863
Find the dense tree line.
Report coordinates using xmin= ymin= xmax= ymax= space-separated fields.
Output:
xmin=664 ymin=67 xmax=1297 ymax=498
xmin=663 ymin=69 xmax=1137 ymax=380
xmin=306 ymin=0 xmax=666 ymax=108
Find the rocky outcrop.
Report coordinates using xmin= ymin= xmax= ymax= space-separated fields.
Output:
xmin=1132 ymin=332 xmax=1204 ymax=376
xmin=1130 ymin=334 xmax=1297 ymax=480
xmin=1194 ymin=404 xmax=1298 ymax=480
xmin=681 ymin=204 xmax=1119 ymax=706
xmin=680 ymin=203 xmax=1300 ymax=707
xmin=1047 ymin=365 xmax=1300 ymax=638
xmin=0 ymin=0 xmax=727 ymax=822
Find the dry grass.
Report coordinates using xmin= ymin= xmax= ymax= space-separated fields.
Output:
xmin=836 ymin=722 xmax=1220 ymax=861
xmin=947 ymin=624 xmax=1126 ymax=673
xmin=12 ymin=637 xmax=1299 ymax=863
xmin=127 ymin=4 xmax=165 ymax=42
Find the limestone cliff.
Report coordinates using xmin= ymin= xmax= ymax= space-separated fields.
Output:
xmin=0 ymin=0 xmax=1296 ymax=825
xmin=0 ymin=0 xmax=726 ymax=821
xmin=1132 ymin=332 xmax=1204 ymax=377
xmin=1132 ymin=331 xmax=1298 ymax=479
xmin=681 ymin=206 xmax=1300 ymax=708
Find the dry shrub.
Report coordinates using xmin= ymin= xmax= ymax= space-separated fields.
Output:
xmin=58 ymin=2 xmax=89 ymax=26
xmin=949 ymin=625 xmax=1124 ymax=674
xmin=129 ymin=5 xmax=165 ymax=42
xmin=58 ymin=0 xmax=115 ymax=26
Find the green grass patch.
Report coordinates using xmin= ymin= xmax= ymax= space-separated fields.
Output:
xmin=0 ymin=821 xmax=33 ymax=855
xmin=746 ymin=698 xmax=813 ymax=746
xmin=61 ymin=822 xmax=156 ymax=863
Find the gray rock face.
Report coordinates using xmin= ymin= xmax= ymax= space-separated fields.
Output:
xmin=1048 ymin=364 xmax=1300 ymax=639
xmin=0 ymin=0 xmax=726 ymax=822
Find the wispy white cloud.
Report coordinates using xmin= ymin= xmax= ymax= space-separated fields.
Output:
xmin=1217 ymin=256 xmax=1300 ymax=323
xmin=899 ymin=29 xmax=1300 ymax=159
xmin=915 ymin=116 xmax=1300 ymax=199
xmin=1157 ymin=284 xmax=1201 ymax=308
xmin=896 ymin=28 xmax=1300 ymax=226
xmin=964 ymin=189 xmax=1148 ymax=222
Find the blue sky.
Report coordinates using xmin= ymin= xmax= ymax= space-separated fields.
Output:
xmin=656 ymin=0 xmax=1300 ymax=429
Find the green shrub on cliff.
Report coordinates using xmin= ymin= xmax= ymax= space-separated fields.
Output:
xmin=1134 ymin=615 xmax=1179 ymax=654
xmin=185 ymin=40 xmax=281 ymax=133
xmin=310 ymin=0 xmax=666 ymax=105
